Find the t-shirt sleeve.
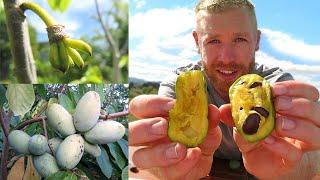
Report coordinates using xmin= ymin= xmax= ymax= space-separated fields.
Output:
xmin=158 ymin=72 xmax=178 ymax=99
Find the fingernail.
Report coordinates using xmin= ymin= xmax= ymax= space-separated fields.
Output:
xmin=165 ymin=143 xmax=179 ymax=159
xmin=151 ymin=120 xmax=165 ymax=135
xmin=264 ymin=136 xmax=275 ymax=144
xmin=273 ymin=84 xmax=287 ymax=95
xmin=276 ymin=96 xmax=292 ymax=110
xmin=163 ymin=101 xmax=174 ymax=112
xmin=281 ymin=117 xmax=296 ymax=130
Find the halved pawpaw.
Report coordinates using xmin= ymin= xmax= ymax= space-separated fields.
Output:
xmin=229 ymin=74 xmax=275 ymax=142
xmin=168 ymin=70 xmax=208 ymax=147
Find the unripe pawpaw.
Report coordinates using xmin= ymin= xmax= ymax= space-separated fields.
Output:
xmin=168 ymin=70 xmax=208 ymax=147
xmin=8 ymin=130 xmax=31 ymax=154
xmin=56 ymin=134 xmax=84 ymax=169
xmin=28 ymin=134 xmax=48 ymax=155
xmin=46 ymin=137 xmax=62 ymax=155
xmin=84 ymin=121 xmax=125 ymax=144
xmin=84 ymin=139 xmax=101 ymax=157
xmin=73 ymin=91 xmax=101 ymax=132
xmin=33 ymin=153 xmax=59 ymax=178
xmin=46 ymin=103 xmax=76 ymax=137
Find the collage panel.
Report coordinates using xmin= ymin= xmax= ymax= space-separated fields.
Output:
xmin=128 ymin=0 xmax=320 ymax=179
xmin=0 ymin=84 xmax=128 ymax=179
xmin=0 ymin=0 xmax=128 ymax=84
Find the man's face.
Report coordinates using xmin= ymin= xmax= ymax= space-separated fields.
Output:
xmin=193 ymin=7 xmax=260 ymax=101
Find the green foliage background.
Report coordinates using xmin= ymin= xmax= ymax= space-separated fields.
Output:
xmin=0 ymin=0 xmax=128 ymax=83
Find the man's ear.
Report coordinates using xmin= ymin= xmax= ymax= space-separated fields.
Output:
xmin=255 ymin=29 xmax=261 ymax=51
xmin=192 ymin=30 xmax=200 ymax=54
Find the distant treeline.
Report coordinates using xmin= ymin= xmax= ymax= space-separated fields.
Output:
xmin=129 ymin=81 xmax=160 ymax=99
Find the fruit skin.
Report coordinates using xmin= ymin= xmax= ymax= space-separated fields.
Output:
xmin=84 ymin=121 xmax=125 ymax=144
xmin=33 ymin=153 xmax=59 ymax=178
xmin=56 ymin=134 xmax=84 ymax=169
xmin=168 ymin=70 xmax=208 ymax=148
xmin=73 ymin=91 xmax=101 ymax=132
xmin=8 ymin=130 xmax=31 ymax=154
xmin=84 ymin=139 xmax=101 ymax=157
xmin=46 ymin=103 xmax=76 ymax=137
xmin=229 ymin=74 xmax=275 ymax=142
xmin=46 ymin=137 xmax=62 ymax=155
xmin=28 ymin=134 xmax=48 ymax=155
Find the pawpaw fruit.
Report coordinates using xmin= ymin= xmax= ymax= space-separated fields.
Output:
xmin=46 ymin=103 xmax=76 ymax=137
xmin=8 ymin=130 xmax=31 ymax=154
xmin=56 ymin=134 xmax=84 ymax=169
xmin=84 ymin=121 xmax=125 ymax=144
xmin=32 ymin=153 xmax=60 ymax=178
xmin=84 ymin=139 xmax=101 ymax=157
xmin=168 ymin=70 xmax=208 ymax=148
xmin=46 ymin=137 xmax=62 ymax=155
xmin=28 ymin=134 xmax=48 ymax=155
xmin=229 ymin=74 xmax=275 ymax=142
xmin=73 ymin=91 xmax=101 ymax=132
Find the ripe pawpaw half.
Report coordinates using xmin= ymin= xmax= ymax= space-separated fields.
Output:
xmin=229 ymin=74 xmax=275 ymax=142
xmin=168 ymin=70 xmax=208 ymax=148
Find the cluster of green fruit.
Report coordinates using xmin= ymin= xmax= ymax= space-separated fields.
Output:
xmin=8 ymin=91 xmax=126 ymax=178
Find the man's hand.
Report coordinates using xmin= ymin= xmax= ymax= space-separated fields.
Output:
xmin=220 ymin=80 xmax=320 ymax=179
xmin=129 ymin=95 xmax=222 ymax=179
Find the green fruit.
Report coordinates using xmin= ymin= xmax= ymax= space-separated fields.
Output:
xmin=46 ymin=103 xmax=76 ymax=137
xmin=229 ymin=74 xmax=275 ymax=142
xmin=73 ymin=91 xmax=101 ymax=132
xmin=168 ymin=70 xmax=208 ymax=148
xmin=84 ymin=121 xmax=125 ymax=144
xmin=46 ymin=137 xmax=62 ymax=155
xmin=28 ymin=134 xmax=48 ymax=155
xmin=56 ymin=134 xmax=84 ymax=169
xmin=84 ymin=140 xmax=101 ymax=157
xmin=8 ymin=130 xmax=31 ymax=154
xmin=33 ymin=153 xmax=59 ymax=178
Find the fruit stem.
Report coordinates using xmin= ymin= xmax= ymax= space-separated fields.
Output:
xmin=20 ymin=2 xmax=56 ymax=27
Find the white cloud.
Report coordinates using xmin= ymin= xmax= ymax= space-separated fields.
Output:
xmin=256 ymin=51 xmax=320 ymax=91
xmin=261 ymin=28 xmax=320 ymax=62
xmin=133 ymin=0 xmax=146 ymax=9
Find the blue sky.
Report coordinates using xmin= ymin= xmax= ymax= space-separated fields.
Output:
xmin=129 ymin=0 xmax=320 ymax=91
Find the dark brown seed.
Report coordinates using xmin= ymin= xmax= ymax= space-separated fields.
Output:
xmin=252 ymin=106 xmax=269 ymax=118
xmin=130 ymin=167 xmax=139 ymax=173
xmin=249 ymin=82 xmax=262 ymax=88
xmin=242 ymin=113 xmax=260 ymax=135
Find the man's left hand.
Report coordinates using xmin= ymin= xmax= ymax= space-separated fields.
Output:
xmin=220 ymin=80 xmax=320 ymax=179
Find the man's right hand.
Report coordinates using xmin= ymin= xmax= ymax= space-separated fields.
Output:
xmin=129 ymin=95 xmax=222 ymax=180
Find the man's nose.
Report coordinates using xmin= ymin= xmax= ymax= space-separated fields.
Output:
xmin=219 ymin=44 xmax=236 ymax=63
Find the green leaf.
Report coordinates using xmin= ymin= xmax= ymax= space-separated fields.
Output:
xmin=107 ymin=143 xmax=127 ymax=169
xmin=34 ymin=84 xmax=47 ymax=99
xmin=48 ymin=0 xmax=59 ymax=10
xmin=0 ymin=84 xmax=7 ymax=107
xmin=58 ymin=93 xmax=75 ymax=114
xmin=59 ymin=0 xmax=72 ymax=12
xmin=78 ymin=84 xmax=88 ymax=98
xmin=118 ymin=55 xmax=128 ymax=69
xmin=45 ymin=171 xmax=77 ymax=180
xmin=117 ymin=139 xmax=128 ymax=159
xmin=6 ymin=84 xmax=35 ymax=116
xmin=96 ymin=148 xmax=113 ymax=178
xmin=121 ymin=166 xmax=128 ymax=180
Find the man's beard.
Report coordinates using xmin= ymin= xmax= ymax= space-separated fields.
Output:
xmin=202 ymin=59 xmax=255 ymax=102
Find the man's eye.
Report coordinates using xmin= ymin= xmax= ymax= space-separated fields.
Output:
xmin=235 ymin=37 xmax=247 ymax=42
xmin=208 ymin=39 xmax=220 ymax=44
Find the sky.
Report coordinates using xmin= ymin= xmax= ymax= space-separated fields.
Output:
xmin=129 ymin=0 xmax=320 ymax=91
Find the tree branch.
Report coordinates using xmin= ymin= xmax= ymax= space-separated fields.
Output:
xmin=0 ymin=110 xmax=9 ymax=137
xmin=94 ymin=0 xmax=121 ymax=82
xmin=3 ymin=0 xmax=37 ymax=83
xmin=0 ymin=109 xmax=12 ymax=180
xmin=14 ymin=111 xmax=129 ymax=130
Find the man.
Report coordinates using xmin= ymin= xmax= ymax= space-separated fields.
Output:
xmin=129 ymin=0 xmax=320 ymax=179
